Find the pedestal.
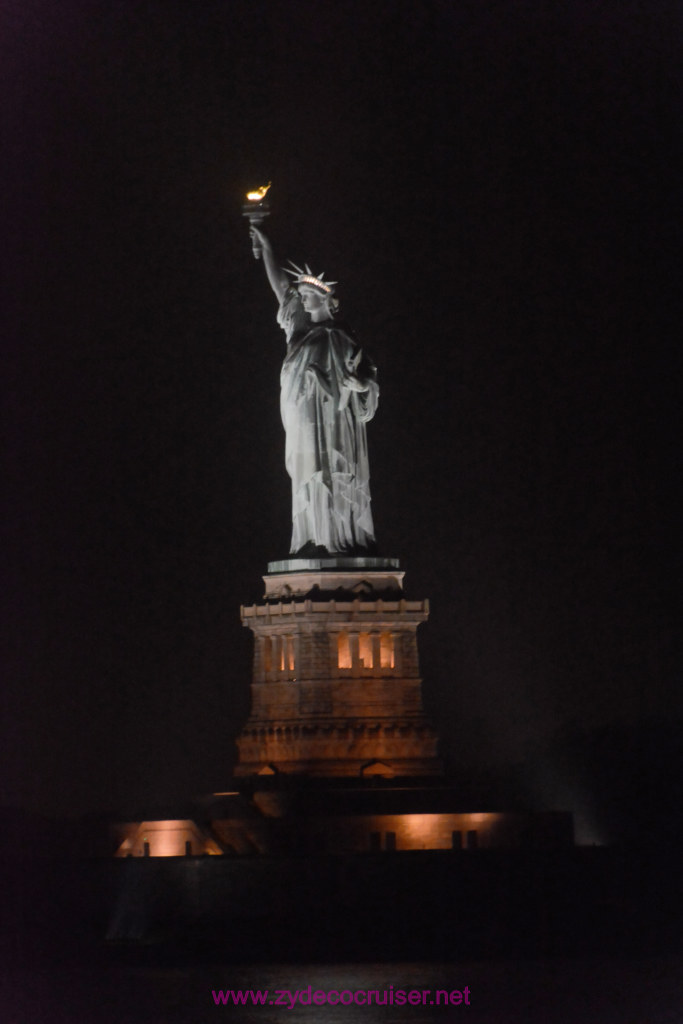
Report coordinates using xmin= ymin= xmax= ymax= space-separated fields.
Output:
xmin=235 ymin=558 xmax=441 ymax=777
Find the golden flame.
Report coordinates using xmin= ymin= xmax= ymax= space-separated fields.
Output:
xmin=246 ymin=182 xmax=271 ymax=202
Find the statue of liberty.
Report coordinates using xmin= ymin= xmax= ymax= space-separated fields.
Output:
xmin=249 ymin=225 xmax=379 ymax=557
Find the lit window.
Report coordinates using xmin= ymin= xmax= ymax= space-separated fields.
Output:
xmin=275 ymin=636 xmax=295 ymax=674
xmin=380 ymin=632 xmax=394 ymax=669
xmin=338 ymin=632 xmax=351 ymax=669
xmin=285 ymin=636 xmax=295 ymax=672
xmin=359 ymin=633 xmax=373 ymax=669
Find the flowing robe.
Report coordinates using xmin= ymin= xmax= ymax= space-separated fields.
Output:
xmin=277 ymin=288 xmax=379 ymax=554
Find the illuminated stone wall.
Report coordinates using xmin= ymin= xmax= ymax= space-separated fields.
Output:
xmin=271 ymin=812 xmax=549 ymax=852
xmin=113 ymin=819 xmax=223 ymax=858
xmin=235 ymin=586 xmax=440 ymax=776
xmin=112 ymin=810 xmax=572 ymax=857
xmin=209 ymin=810 xmax=573 ymax=854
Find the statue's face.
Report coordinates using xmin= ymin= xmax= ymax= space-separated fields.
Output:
xmin=298 ymin=286 xmax=328 ymax=315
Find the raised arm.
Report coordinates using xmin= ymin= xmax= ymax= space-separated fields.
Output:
xmin=250 ymin=226 xmax=288 ymax=304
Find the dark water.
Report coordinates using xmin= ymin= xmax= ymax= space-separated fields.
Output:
xmin=3 ymin=957 xmax=683 ymax=1023
xmin=4 ymin=850 xmax=683 ymax=1021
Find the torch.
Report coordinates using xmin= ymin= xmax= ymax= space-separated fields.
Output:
xmin=242 ymin=182 xmax=272 ymax=259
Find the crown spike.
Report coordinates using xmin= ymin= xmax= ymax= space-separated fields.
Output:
xmin=281 ymin=259 xmax=338 ymax=296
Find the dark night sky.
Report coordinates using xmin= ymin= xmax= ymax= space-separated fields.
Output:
xmin=3 ymin=0 xmax=681 ymax=834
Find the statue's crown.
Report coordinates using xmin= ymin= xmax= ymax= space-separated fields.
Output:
xmin=284 ymin=261 xmax=337 ymax=295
